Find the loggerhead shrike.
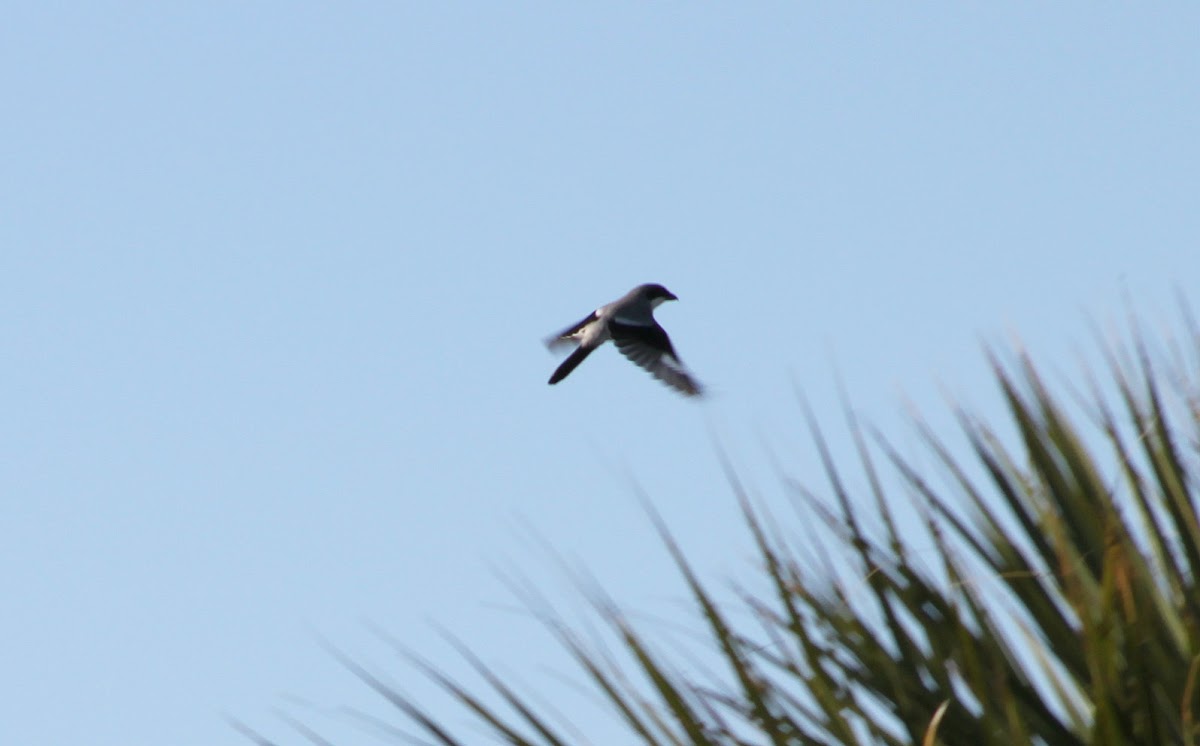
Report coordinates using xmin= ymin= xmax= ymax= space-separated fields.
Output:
xmin=545 ymin=283 xmax=704 ymax=397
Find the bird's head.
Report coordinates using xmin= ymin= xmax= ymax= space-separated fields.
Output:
xmin=640 ymin=283 xmax=678 ymax=307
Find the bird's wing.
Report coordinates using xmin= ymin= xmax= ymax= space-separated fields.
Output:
xmin=545 ymin=311 xmax=600 ymax=350
xmin=609 ymin=319 xmax=703 ymax=397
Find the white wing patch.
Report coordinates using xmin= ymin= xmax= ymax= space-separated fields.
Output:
xmin=658 ymin=354 xmax=687 ymax=372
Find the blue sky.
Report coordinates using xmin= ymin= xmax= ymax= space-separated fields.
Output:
xmin=2 ymin=4 xmax=1198 ymax=744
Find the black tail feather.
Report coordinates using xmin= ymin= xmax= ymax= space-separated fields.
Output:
xmin=548 ymin=346 xmax=594 ymax=385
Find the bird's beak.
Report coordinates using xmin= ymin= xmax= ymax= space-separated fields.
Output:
xmin=667 ymin=292 xmax=679 ymax=301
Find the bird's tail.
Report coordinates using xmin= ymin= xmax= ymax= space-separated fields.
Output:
xmin=548 ymin=346 xmax=595 ymax=385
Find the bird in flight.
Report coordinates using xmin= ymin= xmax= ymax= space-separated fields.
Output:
xmin=545 ymin=283 xmax=704 ymax=397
